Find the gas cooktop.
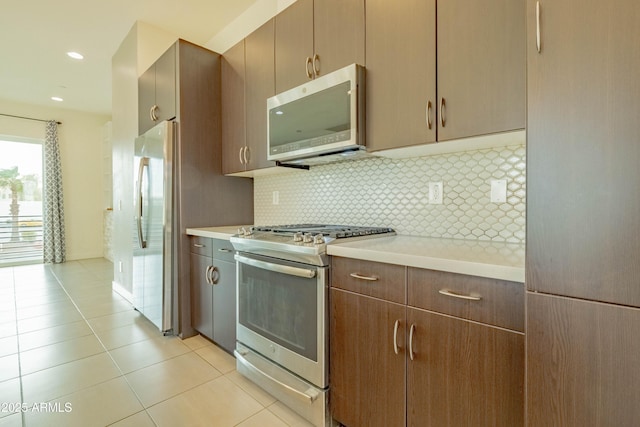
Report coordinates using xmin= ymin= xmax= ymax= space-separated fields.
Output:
xmin=230 ymin=224 xmax=396 ymax=266
xmin=252 ymin=224 xmax=395 ymax=239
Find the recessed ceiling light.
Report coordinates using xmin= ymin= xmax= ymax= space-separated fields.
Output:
xmin=67 ymin=51 xmax=84 ymax=60
xmin=51 ymin=97 xmax=64 ymax=102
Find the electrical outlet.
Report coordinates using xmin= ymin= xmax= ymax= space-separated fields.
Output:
xmin=491 ymin=179 xmax=507 ymax=203
xmin=428 ymin=182 xmax=443 ymax=204
xmin=272 ymin=191 xmax=279 ymax=205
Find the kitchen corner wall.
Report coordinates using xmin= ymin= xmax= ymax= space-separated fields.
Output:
xmin=254 ymin=144 xmax=526 ymax=244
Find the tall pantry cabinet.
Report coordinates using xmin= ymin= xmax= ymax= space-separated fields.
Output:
xmin=526 ymin=0 xmax=640 ymax=425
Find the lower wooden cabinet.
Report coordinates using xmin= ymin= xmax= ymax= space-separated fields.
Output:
xmin=189 ymin=236 xmax=237 ymax=353
xmin=329 ymin=256 xmax=525 ymax=427
xmin=407 ymin=308 xmax=524 ymax=427
xmin=527 ymin=292 xmax=640 ymax=426
xmin=330 ymin=288 xmax=406 ymax=427
xmin=191 ymin=250 xmax=214 ymax=339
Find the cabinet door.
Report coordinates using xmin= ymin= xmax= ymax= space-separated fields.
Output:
xmin=274 ymin=0 xmax=313 ymax=94
xmin=407 ymin=308 xmax=524 ymax=427
xmin=527 ymin=292 xmax=640 ymax=426
xmin=138 ymin=64 xmax=156 ymax=135
xmin=526 ymin=0 xmax=640 ymax=305
xmin=437 ymin=0 xmax=525 ymax=141
xmin=190 ymin=252 xmax=213 ymax=340
xmin=212 ymin=260 xmax=236 ymax=353
xmin=154 ymin=43 xmax=176 ymax=123
xmin=330 ymin=289 xmax=406 ymax=427
xmin=313 ymin=0 xmax=365 ymax=78
xmin=365 ymin=0 xmax=436 ymax=151
xmin=245 ymin=19 xmax=276 ymax=171
xmin=221 ymin=40 xmax=247 ymax=175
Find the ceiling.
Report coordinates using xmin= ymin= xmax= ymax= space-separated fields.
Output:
xmin=0 ymin=0 xmax=262 ymax=116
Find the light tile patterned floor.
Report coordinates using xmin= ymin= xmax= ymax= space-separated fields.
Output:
xmin=0 ymin=258 xmax=313 ymax=427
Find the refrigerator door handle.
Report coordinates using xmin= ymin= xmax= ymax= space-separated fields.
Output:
xmin=136 ymin=156 xmax=149 ymax=249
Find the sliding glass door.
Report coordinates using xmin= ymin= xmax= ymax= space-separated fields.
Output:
xmin=0 ymin=136 xmax=43 ymax=266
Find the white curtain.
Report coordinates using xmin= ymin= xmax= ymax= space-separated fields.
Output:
xmin=43 ymin=120 xmax=66 ymax=263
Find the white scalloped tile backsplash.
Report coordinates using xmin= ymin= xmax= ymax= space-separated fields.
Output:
xmin=254 ymin=144 xmax=526 ymax=244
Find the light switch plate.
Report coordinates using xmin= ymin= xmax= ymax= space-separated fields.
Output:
xmin=491 ymin=179 xmax=507 ymax=203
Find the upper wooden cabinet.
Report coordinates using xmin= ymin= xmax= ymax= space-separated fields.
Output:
xmin=221 ymin=40 xmax=247 ymax=175
xmin=365 ymin=0 xmax=436 ymax=151
xmin=526 ymin=0 xmax=640 ymax=306
xmin=222 ymin=20 xmax=277 ymax=175
xmin=366 ymin=0 xmax=525 ymax=152
xmin=275 ymin=0 xmax=365 ymax=94
xmin=244 ymin=19 xmax=276 ymax=172
xmin=437 ymin=0 xmax=525 ymax=142
xmin=138 ymin=43 xmax=177 ymax=135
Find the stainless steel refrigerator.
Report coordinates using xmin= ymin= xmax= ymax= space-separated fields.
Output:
xmin=133 ymin=120 xmax=174 ymax=333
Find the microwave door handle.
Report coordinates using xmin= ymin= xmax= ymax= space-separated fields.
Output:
xmin=234 ymin=254 xmax=316 ymax=279
xmin=136 ymin=157 xmax=149 ymax=249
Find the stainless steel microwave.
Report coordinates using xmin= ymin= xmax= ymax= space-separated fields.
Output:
xmin=267 ymin=63 xmax=365 ymax=165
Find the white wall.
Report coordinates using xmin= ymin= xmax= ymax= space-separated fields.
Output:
xmin=0 ymin=99 xmax=110 ymax=261
xmin=110 ymin=21 xmax=177 ymax=297
xmin=205 ymin=0 xmax=296 ymax=53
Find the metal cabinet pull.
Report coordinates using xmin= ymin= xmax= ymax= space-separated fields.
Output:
xmin=243 ymin=146 xmax=250 ymax=164
xmin=205 ymin=265 xmax=213 ymax=285
xmin=426 ymin=100 xmax=433 ymax=130
xmin=536 ymin=1 xmax=541 ymax=53
xmin=218 ymin=248 xmax=232 ymax=253
xmin=312 ymin=53 xmax=320 ymax=77
xmin=409 ymin=324 xmax=416 ymax=361
xmin=439 ymin=98 xmax=446 ymax=128
xmin=210 ymin=266 xmax=219 ymax=285
xmin=193 ymin=243 xmax=205 ymax=248
xmin=305 ymin=57 xmax=313 ymax=79
xmin=393 ymin=320 xmax=400 ymax=355
xmin=238 ymin=147 xmax=244 ymax=164
xmin=150 ymin=105 xmax=159 ymax=121
xmin=349 ymin=273 xmax=379 ymax=281
xmin=438 ymin=289 xmax=482 ymax=301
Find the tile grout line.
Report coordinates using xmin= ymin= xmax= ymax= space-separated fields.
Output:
xmin=48 ymin=262 xmax=160 ymax=427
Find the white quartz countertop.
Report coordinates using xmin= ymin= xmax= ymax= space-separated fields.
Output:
xmin=186 ymin=225 xmax=250 ymax=241
xmin=327 ymin=235 xmax=525 ymax=283
xmin=186 ymin=226 xmax=524 ymax=282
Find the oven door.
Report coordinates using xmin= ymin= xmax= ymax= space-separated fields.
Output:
xmin=235 ymin=252 xmax=328 ymax=389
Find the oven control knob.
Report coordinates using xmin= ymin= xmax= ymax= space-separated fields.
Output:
xmin=313 ymin=234 xmax=324 ymax=244
xmin=293 ymin=232 xmax=303 ymax=242
xmin=303 ymin=233 xmax=313 ymax=243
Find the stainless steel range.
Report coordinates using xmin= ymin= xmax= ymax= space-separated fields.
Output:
xmin=230 ymin=224 xmax=395 ymax=427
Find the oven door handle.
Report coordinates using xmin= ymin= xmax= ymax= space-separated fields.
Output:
xmin=235 ymin=254 xmax=317 ymax=279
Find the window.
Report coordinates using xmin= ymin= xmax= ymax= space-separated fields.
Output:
xmin=0 ymin=136 xmax=43 ymax=266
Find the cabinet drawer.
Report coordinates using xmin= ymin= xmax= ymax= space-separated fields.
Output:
xmin=212 ymin=239 xmax=235 ymax=263
xmin=331 ymin=257 xmax=405 ymax=304
xmin=190 ymin=236 xmax=213 ymax=257
xmin=408 ymin=267 xmax=524 ymax=332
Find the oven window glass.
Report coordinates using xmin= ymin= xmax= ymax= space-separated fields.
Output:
xmin=238 ymin=259 xmax=318 ymax=361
